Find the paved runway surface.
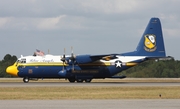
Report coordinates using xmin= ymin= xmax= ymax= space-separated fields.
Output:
xmin=1 ymin=99 xmax=180 ymax=109
xmin=0 ymin=82 xmax=180 ymax=87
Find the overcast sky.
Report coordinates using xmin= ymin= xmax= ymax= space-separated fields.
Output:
xmin=0 ymin=0 xmax=180 ymax=60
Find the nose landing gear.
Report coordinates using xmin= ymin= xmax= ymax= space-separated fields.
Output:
xmin=23 ymin=77 xmax=29 ymax=83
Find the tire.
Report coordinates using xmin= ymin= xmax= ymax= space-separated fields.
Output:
xmin=85 ymin=79 xmax=92 ymax=83
xmin=68 ymin=78 xmax=76 ymax=83
xmin=23 ymin=77 xmax=29 ymax=83
xmin=76 ymin=79 xmax=83 ymax=83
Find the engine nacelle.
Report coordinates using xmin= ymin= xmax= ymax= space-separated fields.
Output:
xmin=58 ymin=70 xmax=67 ymax=77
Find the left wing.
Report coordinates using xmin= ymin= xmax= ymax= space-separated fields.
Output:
xmin=75 ymin=54 xmax=118 ymax=64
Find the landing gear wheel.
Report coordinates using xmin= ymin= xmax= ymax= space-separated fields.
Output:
xmin=76 ymin=79 xmax=83 ymax=83
xmin=23 ymin=77 xmax=29 ymax=83
xmin=68 ymin=78 xmax=76 ymax=83
xmin=85 ymin=79 xmax=92 ymax=83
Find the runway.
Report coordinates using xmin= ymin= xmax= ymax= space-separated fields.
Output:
xmin=1 ymin=99 xmax=180 ymax=109
xmin=0 ymin=81 xmax=180 ymax=87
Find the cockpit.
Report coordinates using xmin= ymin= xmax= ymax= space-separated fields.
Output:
xmin=15 ymin=58 xmax=26 ymax=66
xmin=16 ymin=58 xmax=26 ymax=64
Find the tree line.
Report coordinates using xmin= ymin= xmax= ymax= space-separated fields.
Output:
xmin=0 ymin=54 xmax=180 ymax=78
xmin=119 ymin=59 xmax=180 ymax=78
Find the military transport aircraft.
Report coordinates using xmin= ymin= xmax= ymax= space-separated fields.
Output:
xmin=6 ymin=17 xmax=167 ymax=83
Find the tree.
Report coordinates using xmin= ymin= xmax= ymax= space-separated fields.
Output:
xmin=119 ymin=60 xmax=180 ymax=78
xmin=0 ymin=54 xmax=17 ymax=77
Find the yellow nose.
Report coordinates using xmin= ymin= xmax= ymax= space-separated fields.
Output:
xmin=6 ymin=66 xmax=19 ymax=77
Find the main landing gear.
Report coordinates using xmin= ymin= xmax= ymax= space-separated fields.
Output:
xmin=68 ymin=78 xmax=92 ymax=83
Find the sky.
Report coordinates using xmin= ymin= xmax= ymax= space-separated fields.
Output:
xmin=0 ymin=0 xmax=180 ymax=60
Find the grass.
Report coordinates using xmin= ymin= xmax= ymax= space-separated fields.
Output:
xmin=0 ymin=86 xmax=180 ymax=100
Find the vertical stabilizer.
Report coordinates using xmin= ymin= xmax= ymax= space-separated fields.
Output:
xmin=122 ymin=18 xmax=166 ymax=57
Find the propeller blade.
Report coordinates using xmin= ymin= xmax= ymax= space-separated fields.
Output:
xmin=62 ymin=61 xmax=64 ymax=71
xmin=71 ymin=46 xmax=75 ymax=70
xmin=71 ymin=46 xmax=73 ymax=55
xmin=61 ymin=48 xmax=66 ymax=71
xmin=63 ymin=48 xmax=66 ymax=58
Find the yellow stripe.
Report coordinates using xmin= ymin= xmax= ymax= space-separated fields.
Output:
xmin=17 ymin=62 xmax=138 ymax=67
xmin=126 ymin=63 xmax=138 ymax=66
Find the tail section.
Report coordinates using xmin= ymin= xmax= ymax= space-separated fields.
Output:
xmin=122 ymin=17 xmax=166 ymax=57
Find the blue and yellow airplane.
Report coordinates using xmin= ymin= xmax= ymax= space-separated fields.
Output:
xmin=6 ymin=17 xmax=167 ymax=83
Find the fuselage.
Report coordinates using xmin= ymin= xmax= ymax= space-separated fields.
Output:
xmin=6 ymin=54 xmax=146 ymax=82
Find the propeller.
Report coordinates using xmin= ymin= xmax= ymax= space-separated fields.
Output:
xmin=61 ymin=48 xmax=66 ymax=71
xmin=60 ymin=47 xmax=76 ymax=71
xmin=70 ymin=46 xmax=76 ymax=70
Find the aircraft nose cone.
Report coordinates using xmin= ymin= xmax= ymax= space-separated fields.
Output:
xmin=6 ymin=66 xmax=18 ymax=77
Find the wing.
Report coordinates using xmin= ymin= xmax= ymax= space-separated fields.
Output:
xmin=75 ymin=54 xmax=118 ymax=64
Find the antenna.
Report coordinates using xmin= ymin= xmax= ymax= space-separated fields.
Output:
xmin=48 ymin=49 xmax=50 ymax=54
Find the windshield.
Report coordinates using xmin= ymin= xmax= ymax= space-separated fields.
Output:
xmin=15 ymin=60 xmax=20 ymax=66
xmin=15 ymin=58 xmax=26 ymax=66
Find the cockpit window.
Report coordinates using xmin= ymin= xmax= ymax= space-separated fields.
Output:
xmin=20 ymin=58 xmax=26 ymax=63
xmin=16 ymin=60 xmax=20 ymax=63
xmin=16 ymin=60 xmax=20 ymax=66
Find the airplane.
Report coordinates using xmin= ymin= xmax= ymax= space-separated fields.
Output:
xmin=6 ymin=17 xmax=167 ymax=83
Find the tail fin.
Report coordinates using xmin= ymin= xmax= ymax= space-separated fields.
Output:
xmin=122 ymin=17 xmax=166 ymax=57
